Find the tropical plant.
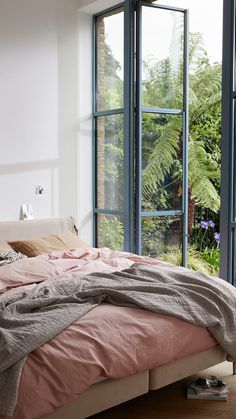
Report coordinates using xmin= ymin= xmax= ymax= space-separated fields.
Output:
xmin=141 ymin=32 xmax=221 ymax=221
xmin=97 ymin=27 xmax=222 ymax=266
xmin=98 ymin=216 xmax=124 ymax=250
xmin=188 ymin=138 xmax=220 ymax=213
xmin=142 ymin=114 xmax=182 ymax=211
xmin=160 ymin=244 xmax=219 ymax=276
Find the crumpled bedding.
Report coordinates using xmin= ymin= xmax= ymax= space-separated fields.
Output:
xmin=0 ymin=248 xmax=223 ymax=419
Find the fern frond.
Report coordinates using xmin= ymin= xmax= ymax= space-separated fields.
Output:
xmin=142 ymin=116 xmax=181 ymax=201
xmin=188 ymin=139 xmax=220 ymax=211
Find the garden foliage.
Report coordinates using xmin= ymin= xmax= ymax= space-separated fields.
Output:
xmin=98 ymin=31 xmax=221 ymax=274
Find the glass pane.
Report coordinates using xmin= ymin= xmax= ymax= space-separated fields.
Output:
xmin=142 ymin=113 xmax=182 ymax=211
xmin=97 ymin=215 xmax=124 ymax=250
xmin=142 ymin=216 xmax=182 ymax=260
xmin=147 ymin=0 xmax=223 ymax=278
xmin=96 ymin=8 xmax=124 ymax=111
xmin=96 ymin=114 xmax=124 ymax=211
xmin=142 ymin=6 xmax=184 ymax=109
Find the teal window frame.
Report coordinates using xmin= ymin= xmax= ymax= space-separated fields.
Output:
xmin=220 ymin=0 xmax=236 ymax=285
xmin=93 ymin=0 xmax=233 ymax=284
xmin=93 ymin=0 xmax=189 ymax=261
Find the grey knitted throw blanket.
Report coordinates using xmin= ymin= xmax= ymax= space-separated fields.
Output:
xmin=1 ymin=262 xmax=236 ymax=416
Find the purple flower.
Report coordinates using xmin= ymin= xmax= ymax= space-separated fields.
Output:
xmin=208 ymin=220 xmax=215 ymax=228
xmin=199 ymin=220 xmax=215 ymax=230
xmin=200 ymin=221 xmax=209 ymax=230
xmin=214 ymin=232 xmax=220 ymax=244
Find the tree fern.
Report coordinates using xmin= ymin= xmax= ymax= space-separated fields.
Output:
xmin=188 ymin=138 xmax=220 ymax=211
xmin=142 ymin=114 xmax=181 ymax=204
xmin=141 ymin=32 xmax=221 ymax=213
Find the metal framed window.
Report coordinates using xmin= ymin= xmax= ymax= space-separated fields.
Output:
xmin=93 ymin=0 xmax=189 ymax=264
xmin=135 ymin=1 xmax=189 ymax=264
xmin=93 ymin=5 xmax=126 ymax=251
xmin=93 ymin=0 xmax=235 ymax=284
xmin=93 ymin=1 xmax=135 ymax=252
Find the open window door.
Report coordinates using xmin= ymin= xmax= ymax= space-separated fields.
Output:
xmin=135 ymin=1 xmax=189 ymax=265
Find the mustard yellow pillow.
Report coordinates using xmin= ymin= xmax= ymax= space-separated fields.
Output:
xmin=8 ymin=231 xmax=89 ymax=257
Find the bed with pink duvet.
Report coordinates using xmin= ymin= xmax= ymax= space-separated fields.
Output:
xmin=0 ymin=217 xmax=234 ymax=419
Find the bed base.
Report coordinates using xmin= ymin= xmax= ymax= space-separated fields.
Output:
xmin=149 ymin=345 xmax=226 ymax=390
xmin=41 ymin=346 xmax=227 ymax=419
xmin=41 ymin=370 xmax=148 ymax=419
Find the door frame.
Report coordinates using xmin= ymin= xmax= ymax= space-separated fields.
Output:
xmin=220 ymin=0 xmax=235 ymax=284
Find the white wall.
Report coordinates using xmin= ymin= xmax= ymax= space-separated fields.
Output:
xmin=76 ymin=0 xmax=121 ymax=243
xmin=77 ymin=11 xmax=93 ymax=244
xmin=0 ymin=0 xmax=79 ymax=224
xmin=0 ymin=0 xmax=120 ymax=243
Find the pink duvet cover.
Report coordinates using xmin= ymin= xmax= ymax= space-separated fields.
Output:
xmin=0 ymin=248 xmax=217 ymax=419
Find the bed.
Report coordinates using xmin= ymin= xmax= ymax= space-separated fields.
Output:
xmin=0 ymin=216 xmax=234 ymax=419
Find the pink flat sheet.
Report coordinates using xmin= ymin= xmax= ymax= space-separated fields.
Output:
xmin=0 ymin=248 xmax=217 ymax=419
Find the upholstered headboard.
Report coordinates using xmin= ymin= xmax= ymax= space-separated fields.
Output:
xmin=0 ymin=217 xmax=77 ymax=248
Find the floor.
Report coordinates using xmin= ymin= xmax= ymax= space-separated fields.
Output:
xmin=91 ymin=362 xmax=236 ymax=419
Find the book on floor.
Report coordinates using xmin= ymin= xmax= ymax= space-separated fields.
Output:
xmin=187 ymin=378 xmax=229 ymax=401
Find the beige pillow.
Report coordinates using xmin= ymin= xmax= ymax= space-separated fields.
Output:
xmin=8 ymin=230 xmax=89 ymax=257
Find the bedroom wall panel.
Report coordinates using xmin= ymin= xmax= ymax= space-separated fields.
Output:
xmin=77 ymin=11 xmax=93 ymax=245
xmin=76 ymin=0 xmax=123 ymax=245
xmin=0 ymin=0 xmax=81 ymax=229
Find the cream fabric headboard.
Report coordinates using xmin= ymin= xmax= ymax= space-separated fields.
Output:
xmin=0 ymin=217 xmax=77 ymax=248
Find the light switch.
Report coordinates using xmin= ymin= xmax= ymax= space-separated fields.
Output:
xmin=35 ymin=185 xmax=45 ymax=199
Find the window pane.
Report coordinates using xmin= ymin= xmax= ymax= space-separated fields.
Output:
xmin=96 ymin=9 xmax=124 ymax=111
xmin=142 ymin=6 xmax=184 ymax=109
xmin=142 ymin=113 xmax=182 ymax=211
xmin=97 ymin=215 xmax=124 ymax=250
xmin=96 ymin=114 xmax=124 ymax=211
xmin=142 ymin=216 xmax=182 ymax=259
